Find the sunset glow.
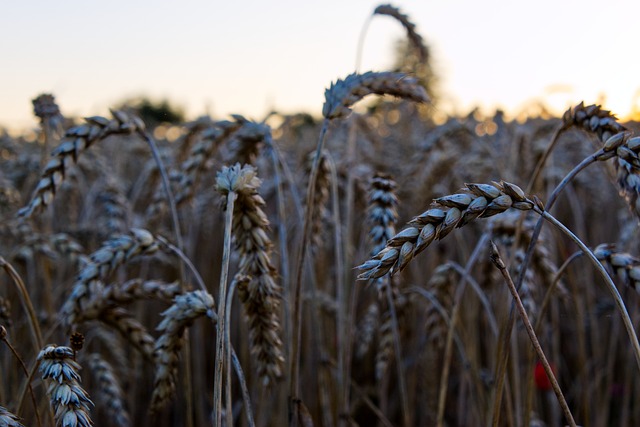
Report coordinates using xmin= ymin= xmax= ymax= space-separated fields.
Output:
xmin=2 ymin=0 xmax=639 ymax=131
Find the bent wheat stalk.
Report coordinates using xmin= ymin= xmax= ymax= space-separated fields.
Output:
xmin=289 ymin=72 xmax=429 ymax=423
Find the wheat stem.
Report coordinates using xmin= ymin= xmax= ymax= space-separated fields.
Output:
xmin=0 ymin=327 xmax=41 ymax=427
xmin=213 ymin=191 xmax=236 ymax=427
xmin=437 ymin=232 xmax=489 ymax=427
xmin=0 ymin=257 xmax=43 ymax=352
xmin=538 ymin=209 xmax=640 ymax=371
xmin=384 ymin=284 xmax=411 ymax=427
xmin=489 ymin=242 xmax=577 ymax=427
xmin=290 ymin=118 xmax=329 ymax=423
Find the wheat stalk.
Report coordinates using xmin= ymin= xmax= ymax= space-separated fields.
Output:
xmin=290 ymin=71 xmax=431 ymax=415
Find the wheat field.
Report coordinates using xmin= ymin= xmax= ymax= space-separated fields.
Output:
xmin=1 ymin=4 xmax=640 ymax=427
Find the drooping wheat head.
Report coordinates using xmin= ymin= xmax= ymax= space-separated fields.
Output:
xmin=61 ymin=228 xmax=160 ymax=329
xmin=150 ymin=290 xmax=216 ymax=412
xmin=85 ymin=353 xmax=130 ymax=427
xmin=18 ymin=111 xmax=145 ymax=219
xmin=323 ymin=71 xmax=429 ymax=120
xmin=358 ymin=181 xmax=535 ymax=280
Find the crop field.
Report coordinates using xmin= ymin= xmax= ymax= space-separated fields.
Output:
xmin=1 ymin=4 xmax=640 ymax=427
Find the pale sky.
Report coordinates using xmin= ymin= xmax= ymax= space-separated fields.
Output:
xmin=2 ymin=0 xmax=640 ymax=131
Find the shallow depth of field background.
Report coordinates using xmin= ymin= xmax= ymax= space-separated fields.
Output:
xmin=2 ymin=2 xmax=640 ymax=427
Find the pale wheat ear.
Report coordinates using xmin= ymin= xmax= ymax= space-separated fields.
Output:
xmin=38 ymin=345 xmax=93 ymax=427
xmin=0 ymin=405 xmax=25 ymax=427
xmin=216 ymin=163 xmax=285 ymax=385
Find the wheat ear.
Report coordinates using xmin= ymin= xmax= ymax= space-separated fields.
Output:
xmin=172 ymin=117 xmax=244 ymax=205
xmin=305 ymin=150 xmax=332 ymax=252
xmin=594 ymin=244 xmax=640 ymax=292
xmin=289 ymin=71 xmax=430 ymax=413
xmin=32 ymin=93 xmax=64 ymax=165
xmin=322 ymin=71 xmax=429 ymax=119
xmin=527 ymin=102 xmax=626 ymax=193
xmin=38 ymin=345 xmax=93 ymax=427
xmin=216 ymin=163 xmax=285 ymax=385
xmin=562 ymin=101 xmax=626 ymax=142
xmin=85 ymin=353 xmax=130 ymax=427
xmin=0 ymin=406 xmax=25 ymax=427
xmin=61 ymin=228 xmax=159 ymax=329
xmin=226 ymin=118 xmax=271 ymax=165
xmin=357 ymin=181 xmax=535 ymax=280
xmin=613 ymin=134 xmax=640 ymax=219
xmin=150 ymin=290 xmax=216 ymax=412
xmin=18 ymin=110 xmax=144 ymax=219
